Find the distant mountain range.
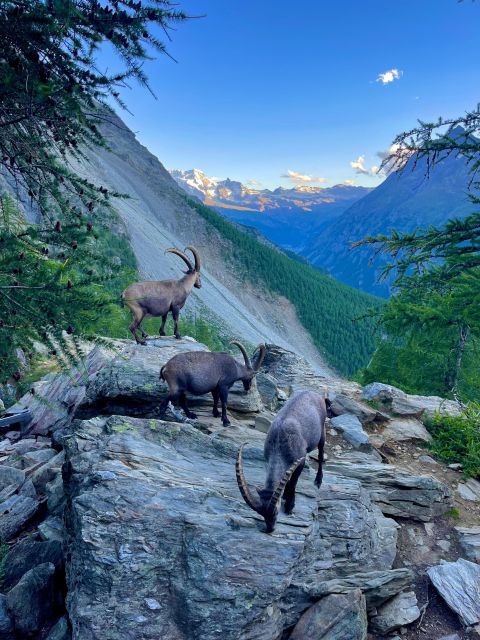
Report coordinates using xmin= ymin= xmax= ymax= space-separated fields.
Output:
xmin=172 ymin=129 xmax=478 ymax=297
xmin=305 ymin=129 xmax=478 ymax=296
xmin=170 ymin=169 xmax=371 ymax=252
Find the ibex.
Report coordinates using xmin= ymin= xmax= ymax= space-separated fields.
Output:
xmin=236 ymin=390 xmax=329 ymax=533
xmin=158 ymin=341 xmax=266 ymax=426
xmin=122 ymin=246 xmax=201 ymax=344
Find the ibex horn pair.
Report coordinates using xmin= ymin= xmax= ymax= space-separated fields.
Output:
xmin=235 ymin=443 xmax=305 ymax=522
xmin=230 ymin=341 xmax=266 ymax=371
xmin=165 ymin=246 xmax=201 ymax=272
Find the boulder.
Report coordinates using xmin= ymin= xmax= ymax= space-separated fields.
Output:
xmin=0 ymin=494 xmax=39 ymax=541
xmin=382 ymin=418 xmax=432 ymax=443
xmin=2 ymin=539 xmax=63 ymax=590
xmin=289 ymin=590 xmax=367 ymax=640
xmin=329 ymin=394 xmax=388 ymax=426
xmin=456 ymin=479 xmax=480 ymax=502
xmin=38 ymin=516 xmax=64 ymax=543
xmin=6 ymin=562 xmax=56 ymax=636
xmin=362 ymin=382 xmax=461 ymax=418
xmin=369 ymin=590 xmax=420 ymax=634
xmin=46 ymin=616 xmax=71 ymax=640
xmin=325 ymin=460 xmax=451 ymax=521
xmin=7 ymin=344 xmax=112 ymax=436
xmin=30 ymin=450 xmax=65 ymax=492
xmin=455 ymin=527 xmax=480 ymax=563
xmin=306 ymin=569 xmax=414 ymax=614
xmin=0 ymin=595 xmax=14 ymax=640
xmin=64 ymin=416 xmax=404 ymax=640
xmin=428 ymin=558 xmax=480 ymax=626
xmin=329 ymin=414 xmax=369 ymax=448
xmin=255 ymin=372 xmax=280 ymax=411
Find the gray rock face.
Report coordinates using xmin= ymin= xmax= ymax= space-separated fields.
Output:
xmin=329 ymin=394 xmax=387 ymax=426
xmin=428 ymin=558 xmax=480 ymax=626
xmin=382 ymin=418 xmax=432 ymax=443
xmin=0 ymin=493 xmax=39 ymax=541
xmin=330 ymin=414 xmax=370 ymax=448
xmin=325 ymin=460 xmax=451 ymax=521
xmin=362 ymin=382 xmax=461 ymax=418
xmin=2 ymin=539 xmax=63 ymax=590
xmin=456 ymin=478 xmax=480 ymax=502
xmin=369 ymin=590 xmax=420 ymax=634
xmin=289 ymin=590 xmax=367 ymax=640
xmin=455 ymin=526 xmax=480 ymax=563
xmin=6 ymin=562 xmax=56 ymax=636
xmin=0 ymin=595 xmax=14 ymax=640
xmin=64 ymin=415 xmax=402 ymax=640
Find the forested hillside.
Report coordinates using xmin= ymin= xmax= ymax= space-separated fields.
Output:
xmin=187 ymin=197 xmax=383 ymax=375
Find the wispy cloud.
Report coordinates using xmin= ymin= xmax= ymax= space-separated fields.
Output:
xmin=342 ymin=179 xmax=356 ymax=186
xmin=376 ymin=143 xmax=412 ymax=174
xmin=350 ymin=155 xmax=383 ymax=177
xmin=281 ymin=169 xmax=327 ymax=184
xmin=350 ymin=155 xmax=370 ymax=175
xmin=376 ymin=68 xmax=402 ymax=84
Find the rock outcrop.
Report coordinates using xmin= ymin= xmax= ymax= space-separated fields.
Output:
xmin=63 ymin=415 xmax=401 ymax=640
xmin=0 ymin=338 xmax=471 ymax=640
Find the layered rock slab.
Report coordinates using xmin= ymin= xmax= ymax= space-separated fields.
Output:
xmin=64 ymin=416 xmax=401 ymax=640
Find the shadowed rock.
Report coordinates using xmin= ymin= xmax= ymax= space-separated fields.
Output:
xmin=6 ymin=562 xmax=56 ymax=636
xmin=369 ymin=590 xmax=420 ymax=634
xmin=455 ymin=526 xmax=480 ymax=563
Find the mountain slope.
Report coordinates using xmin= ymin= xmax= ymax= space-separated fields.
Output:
xmin=305 ymin=136 xmax=478 ymax=296
xmin=171 ymin=169 xmax=371 ymax=253
xmin=70 ymin=113 xmax=381 ymax=376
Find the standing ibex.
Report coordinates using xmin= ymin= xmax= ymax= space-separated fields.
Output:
xmin=122 ymin=246 xmax=201 ymax=344
xmin=236 ymin=390 xmax=329 ymax=533
xmin=158 ymin=341 xmax=266 ymax=426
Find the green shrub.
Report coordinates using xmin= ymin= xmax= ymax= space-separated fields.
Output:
xmin=426 ymin=403 xmax=480 ymax=478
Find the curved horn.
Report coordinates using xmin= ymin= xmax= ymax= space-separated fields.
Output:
xmin=230 ymin=340 xmax=251 ymax=368
xmin=252 ymin=344 xmax=266 ymax=372
xmin=165 ymin=248 xmax=193 ymax=271
xmin=236 ymin=443 xmax=263 ymax=514
xmin=266 ymin=456 xmax=305 ymax=520
xmin=185 ymin=245 xmax=201 ymax=271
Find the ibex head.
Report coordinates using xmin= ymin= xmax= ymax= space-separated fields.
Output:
xmin=236 ymin=443 xmax=305 ymax=532
xmin=230 ymin=341 xmax=266 ymax=391
xmin=166 ymin=245 xmax=202 ymax=288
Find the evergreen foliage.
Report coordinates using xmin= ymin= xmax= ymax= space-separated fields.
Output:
xmin=0 ymin=0 xmax=190 ymax=381
xmin=425 ymin=403 xmax=480 ymax=479
xmin=356 ymin=120 xmax=480 ymax=401
xmin=186 ymin=197 xmax=383 ymax=375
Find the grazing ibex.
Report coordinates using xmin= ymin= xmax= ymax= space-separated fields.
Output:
xmin=236 ymin=390 xmax=329 ymax=533
xmin=158 ymin=341 xmax=266 ymax=426
xmin=122 ymin=246 xmax=201 ymax=344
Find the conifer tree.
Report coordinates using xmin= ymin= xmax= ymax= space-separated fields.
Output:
xmin=0 ymin=1 xmax=190 ymax=381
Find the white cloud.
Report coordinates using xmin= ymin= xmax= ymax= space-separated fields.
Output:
xmin=281 ymin=169 xmax=327 ymax=184
xmin=376 ymin=68 xmax=402 ymax=84
xmin=350 ymin=155 xmax=383 ymax=178
xmin=342 ymin=179 xmax=356 ymax=186
xmin=350 ymin=155 xmax=370 ymax=175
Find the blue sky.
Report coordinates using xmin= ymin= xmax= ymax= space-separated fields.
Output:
xmin=104 ymin=0 xmax=480 ymax=189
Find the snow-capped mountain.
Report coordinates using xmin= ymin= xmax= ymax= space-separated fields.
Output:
xmin=170 ymin=168 xmax=370 ymax=212
xmin=170 ymin=168 xmax=371 ymax=253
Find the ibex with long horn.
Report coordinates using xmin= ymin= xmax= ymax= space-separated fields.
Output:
xmin=122 ymin=246 xmax=201 ymax=344
xmin=236 ymin=390 xmax=329 ymax=533
xmin=158 ymin=341 xmax=266 ymax=426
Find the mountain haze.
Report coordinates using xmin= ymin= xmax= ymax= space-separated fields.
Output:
xmin=171 ymin=168 xmax=371 ymax=253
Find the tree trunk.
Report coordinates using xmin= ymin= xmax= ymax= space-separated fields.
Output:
xmin=449 ymin=323 xmax=470 ymax=403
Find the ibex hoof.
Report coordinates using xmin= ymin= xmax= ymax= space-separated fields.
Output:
xmin=222 ymin=420 xmax=231 ymax=427
xmin=213 ymin=409 xmax=220 ymax=418
xmin=175 ymin=334 xmax=181 ymax=340
xmin=186 ymin=411 xmax=197 ymax=419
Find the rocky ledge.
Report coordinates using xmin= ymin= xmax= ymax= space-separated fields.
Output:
xmin=0 ymin=337 xmax=476 ymax=640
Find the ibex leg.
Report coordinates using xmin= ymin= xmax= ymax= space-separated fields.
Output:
xmin=283 ymin=462 xmax=305 ymax=515
xmin=212 ymin=387 xmax=220 ymax=418
xmin=179 ymin=392 xmax=197 ymax=419
xmin=219 ymin=386 xmax=231 ymax=426
xmin=159 ymin=314 xmax=168 ymax=336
